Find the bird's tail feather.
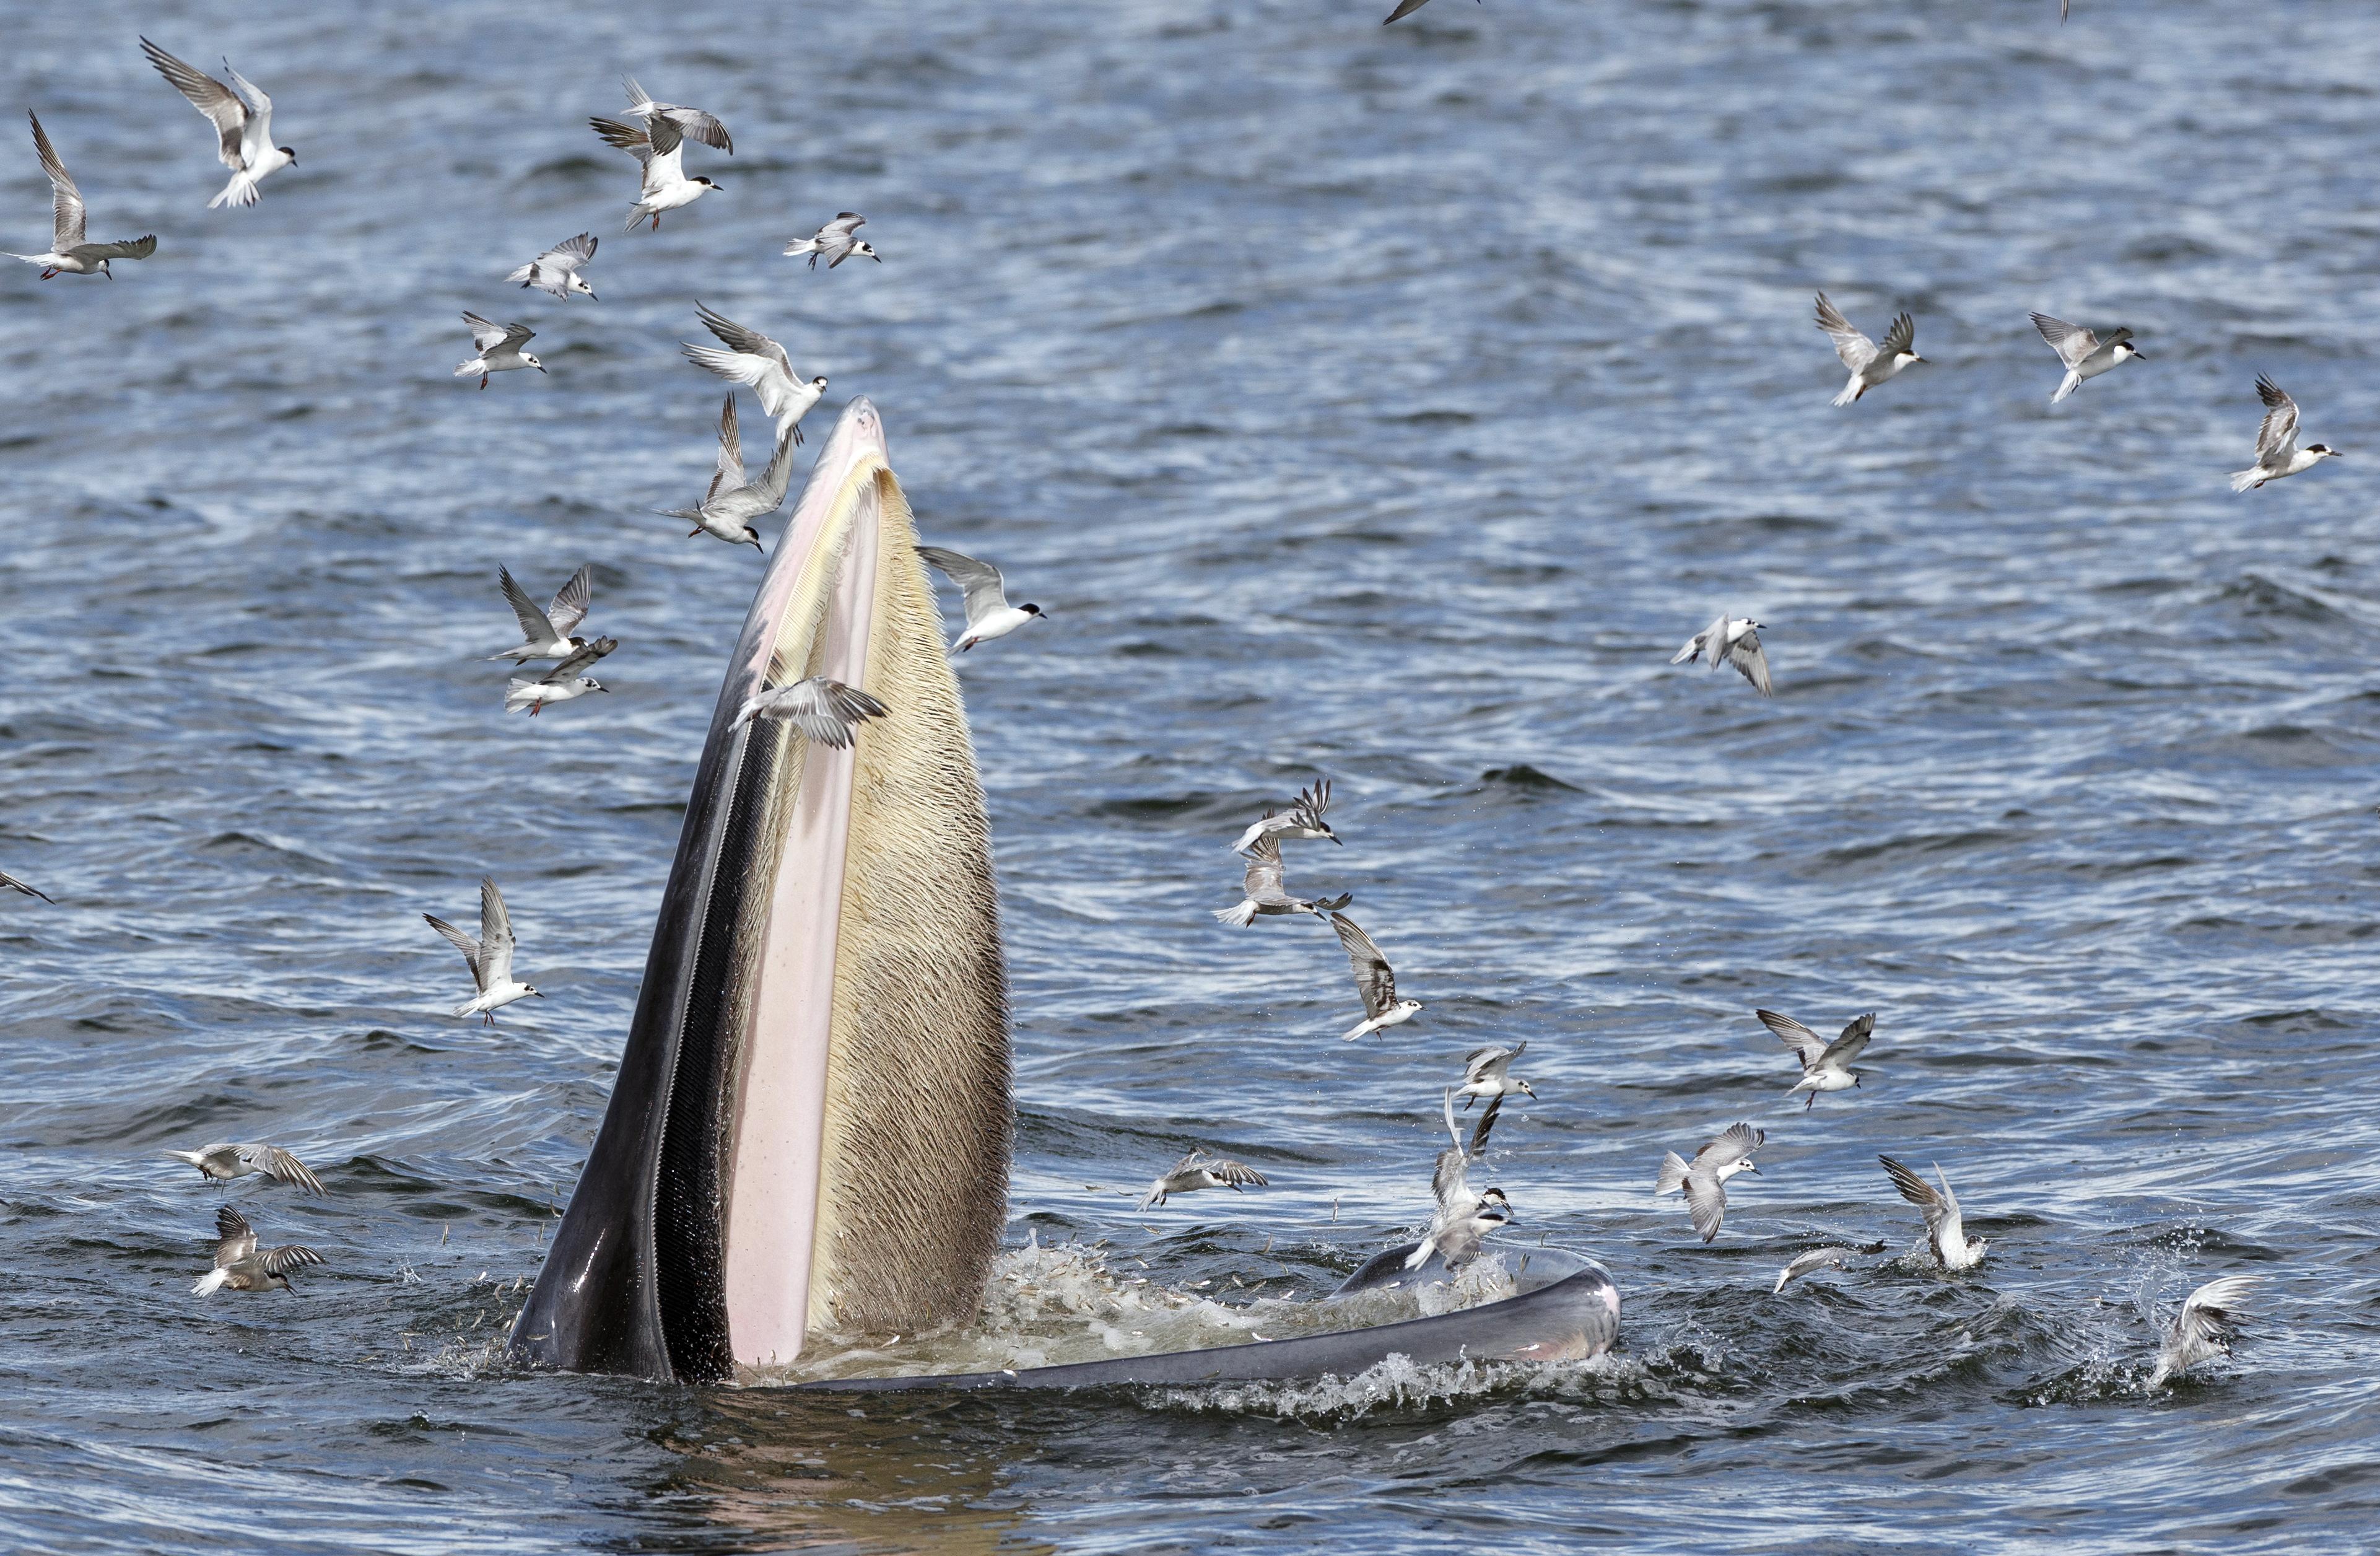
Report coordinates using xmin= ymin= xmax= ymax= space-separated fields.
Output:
xmin=1211 ymin=900 xmax=1258 ymax=929
xmin=193 ymin=1268 xmax=229 ymax=1296
xmin=2052 ymin=371 xmax=2081 ymax=404
xmin=1340 ymin=1017 xmax=1375 ymax=1042
xmin=208 ymin=173 xmax=258 ymax=210
xmin=505 ymin=263 xmax=534 ymax=286
xmin=1655 ymin=1151 xmax=1690 ymax=1196
xmin=2229 ymin=468 xmax=2262 ymax=493
xmin=1831 ymin=379 xmax=1861 ymax=408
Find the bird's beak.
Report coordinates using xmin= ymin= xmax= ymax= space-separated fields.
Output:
xmin=1329 ymin=833 xmax=1344 ymax=846
xmin=535 ymin=364 xmax=547 ymax=374
xmin=1746 ymin=1164 xmax=1761 ymax=1175
xmin=2128 ymin=351 xmax=2146 ymax=361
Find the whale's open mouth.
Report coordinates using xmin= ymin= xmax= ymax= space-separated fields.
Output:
xmin=512 ymin=398 xmax=1011 ymax=1383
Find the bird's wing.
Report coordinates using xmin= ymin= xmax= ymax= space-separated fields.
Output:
xmin=694 ymin=303 xmax=787 ymax=367
xmin=220 ymin=63 xmax=274 ymax=165
xmin=1462 ymin=1044 xmax=1511 ymax=1082
xmin=1879 ymin=1153 xmax=1945 ymax=1228
xmin=588 ymin=116 xmax=653 ymax=164
xmin=1670 ymin=628 xmax=1707 ymax=665
xmin=214 ymin=1205 xmax=256 ymax=1263
xmin=463 ymin=312 xmax=508 ymax=352
xmin=749 ymin=424 xmax=802 ymax=509
xmin=1698 ymin=613 xmax=1732 ymax=669
xmin=74 ymin=237 xmax=156 ymax=260
xmin=1465 ymin=1093 xmax=1502 ymax=1158
xmin=545 ymin=565 xmax=593 ymax=640
xmin=1820 ymin=1013 xmax=1875 ymax=1067
xmin=1683 ymin=1170 xmax=1727 ymax=1241
xmin=1384 ymin=0 xmax=1435 ymax=19
xmin=29 ymin=113 xmax=84 ymax=251
xmin=710 ymin=391 xmax=744 ymax=499
xmin=915 ymin=546 xmax=1011 ymax=623
xmin=1238 ymin=833 xmax=1289 ymax=903
xmin=1757 ymin=1008 xmax=1829 ymax=1068
xmin=477 ymin=877 xmax=515 ymax=987
xmin=1814 ymin=292 xmax=1875 ymax=370
xmin=823 ymin=212 xmax=867 ymax=238
xmin=1779 ymin=1246 xmax=1846 ymax=1285
xmin=638 ymin=114 xmax=686 ymax=186
xmin=424 ymin=912 xmax=482 ymax=983
xmin=658 ymin=105 xmax=733 ymax=153
xmin=499 ymin=566 xmax=559 ymax=646
xmin=1329 ymin=912 xmax=1397 ymax=1018
xmin=2030 ymin=312 xmax=2098 ymax=368
xmin=1880 ymin=312 xmax=1917 ymax=357
xmin=2254 ymin=375 xmax=2301 ymax=466
xmin=1288 ymin=777 xmax=1332 ymax=831
xmin=1210 ymin=1158 xmax=1268 ymax=1189
xmin=547 ymin=639 xmax=615 ymax=680
xmin=682 ymin=344 xmax=795 ymax=421
xmin=1728 ymin=630 xmax=1773 ymax=697
xmin=260 ymin=1244 xmax=326 ymax=1276
xmin=2175 ymin=1275 xmax=2256 ymax=1344
xmin=541 ymin=232 xmax=597 ymax=273
xmin=499 ymin=321 xmax=537 ymax=351
xmin=242 ymin=1145 xmax=325 ymax=1194
xmin=1698 ymin=1122 xmax=1764 ymax=1166
xmin=1932 ymin=1163 xmax=1966 ymax=1250
xmin=765 ymin=677 xmax=887 ymax=748
xmin=141 ymin=40 xmax=248 ymax=168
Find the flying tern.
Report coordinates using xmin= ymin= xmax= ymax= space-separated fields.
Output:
xmin=505 ymin=639 xmax=614 ymax=716
xmin=2231 ymin=375 xmax=2341 ymax=491
xmin=1815 ymin=292 xmax=1921 ymax=406
xmin=2029 ymin=312 xmax=2143 ymax=404
xmin=455 ymin=313 xmax=542 ymax=389
xmin=619 ymin=76 xmax=733 ymax=153
xmin=165 ymin=1143 xmax=325 ymax=1195
xmin=1455 ymin=1042 xmax=1533 ymax=1109
xmin=425 ymin=877 xmax=542 ymax=1025
xmin=915 ymin=546 xmax=1045 ymax=651
xmin=1774 ymin=1245 xmax=1863 ymax=1294
xmin=8 ymin=112 xmax=155 ymax=278
xmin=590 ymin=114 xmax=719 ymax=232
xmin=682 ymin=304 xmax=825 ymax=445
xmin=1230 ymin=779 xmax=1340 ymax=855
xmin=1758 ymin=1008 xmax=1874 ymax=1110
xmin=785 ymin=212 xmax=877 ymax=269
xmin=139 ymin=38 xmax=297 ymax=209
xmin=1408 ymin=1089 xmax=1512 ymax=1270
xmin=490 ymin=565 xmax=596 ymax=664
xmin=507 ymin=233 xmax=598 ymax=300
xmin=661 ymin=392 xmax=798 ymax=550
xmin=1329 ymin=912 xmax=1423 ymax=1041
xmin=193 ymin=1206 xmax=323 ymax=1295
xmin=1 ymin=869 xmax=52 ymax=903
xmin=1212 ymin=833 xmax=1351 ymax=928
xmin=1138 ymin=1148 xmax=1268 ymax=1210
xmin=1879 ymin=1154 xmax=1989 ymax=1270
xmin=1671 ymin=613 xmax=1772 ymax=697
xmin=730 ymin=677 xmax=888 ymax=748
xmin=1655 ymin=1122 xmax=1763 ymax=1243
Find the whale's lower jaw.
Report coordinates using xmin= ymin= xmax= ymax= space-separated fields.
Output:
xmin=512 ymin=399 xmax=1012 ymax=1383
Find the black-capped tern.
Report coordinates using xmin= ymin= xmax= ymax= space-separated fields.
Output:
xmin=505 ymin=639 xmax=614 ymax=716
xmin=1408 ymin=1090 xmax=1512 ymax=1270
xmin=915 ymin=546 xmax=1045 ymax=652
xmin=2151 ymin=1275 xmax=2257 ymax=1388
xmin=2231 ymin=375 xmax=2341 ymax=491
xmin=785 ymin=212 xmax=877 ymax=269
xmin=2029 ymin=313 xmax=2142 ymax=404
xmin=682 ymin=304 xmax=824 ymax=445
xmin=508 ymin=233 xmax=598 ymax=300
xmin=730 ymin=677 xmax=888 ymax=749
xmin=1138 ymin=1148 xmax=1268 ymax=1210
xmin=424 ymin=877 xmax=542 ymax=1025
xmin=1672 ymin=613 xmax=1772 ymax=697
xmin=7 ymin=113 xmax=155 ymax=279
xmin=139 ymin=39 xmax=297 ymax=209
xmin=1230 ymin=779 xmax=1340 ymax=855
xmin=1656 ymin=1122 xmax=1763 ymax=1243
xmin=490 ymin=565 xmax=597 ymax=664
xmin=619 ymin=76 xmax=733 ymax=154
xmin=1211 ymin=833 xmax=1351 ymax=928
xmin=590 ymin=114 xmax=719 ymax=232
xmin=1878 ymin=1154 xmax=1989 ymax=1270
xmin=455 ymin=313 xmax=542 ymax=389
xmin=661 ymin=392 xmax=796 ymax=550
xmin=1815 ymin=292 xmax=1920 ymax=406
xmin=1455 ymin=1042 xmax=1533 ymax=1109
xmin=194 ymin=1205 xmax=323 ymax=1296
xmin=1329 ymin=912 xmax=1423 ymax=1041
xmin=1758 ymin=1008 xmax=1873 ymax=1110
xmin=165 ymin=1143 xmax=325 ymax=1195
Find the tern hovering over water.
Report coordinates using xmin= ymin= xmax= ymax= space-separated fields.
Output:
xmin=661 ymin=393 xmax=797 ymax=550
xmin=1329 ymin=912 xmax=1423 ymax=1041
xmin=590 ymin=114 xmax=719 ymax=232
xmin=1230 ymin=779 xmax=1340 ymax=855
xmin=1758 ymin=1007 xmax=1874 ymax=1110
xmin=1138 ymin=1148 xmax=1268 ymax=1210
xmin=8 ymin=113 xmax=155 ymax=279
xmin=139 ymin=39 xmax=297 ymax=209
xmin=730 ymin=677 xmax=888 ymax=749
xmin=1 ymin=869 xmax=52 ymax=903
xmin=2231 ymin=375 xmax=2342 ymax=491
xmin=682 ymin=304 xmax=825 ymax=445
xmin=490 ymin=565 xmax=598 ymax=665
xmin=785 ymin=212 xmax=877 ymax=269
xmin=1672 ymin=613 xmax=1772 ymax=697
xmin=1409 ymin=1090 xmax=1512 ymax=1271
xmin=2150 ymin=1275 xmax=2258 ymax=1388
xmin=505 ymin=639 xmax=614 ymax=717
xmin=193 ymin=1206 xmax=323 ymax=1296
xmin=2029 ymin=312 xmax=2143 ymax=403
xmin=165 ymin=1142 xmax=325 ymax=1195
xmin=455 ymin=313 xmax=542 ymax=389
xmin=1455 ymin=1042 xmax=1534 ymax=1109
xmin=424 ymin=877 xmax=541 ymax=1025
xmin=507 ymin=233 xmax=598 ymax=300
xmin=619 ymin=76 xmax=733 ymax=154
xmin=1656 ymin=1122 xmax=1763 ymax=1243
xmin=916 ymin=547 xmax=1045 ymax=652
xmin=1213 ymin=833 xmax=1351 ymax=928
xmin=1815 ymin=292 xmax=1921 ymax=406
xmin=1879 ymin=1154 xmax=1989 ymax=1270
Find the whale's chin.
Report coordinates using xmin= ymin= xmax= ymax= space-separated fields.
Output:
xmin=512 ymin=398 xmax=1011 ymax=1383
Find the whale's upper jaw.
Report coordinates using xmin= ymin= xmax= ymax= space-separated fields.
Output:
xmin=510 ymin=397 xmax=1011 ymax=1384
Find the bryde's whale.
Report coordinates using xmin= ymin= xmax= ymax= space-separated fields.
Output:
xmin=513 ymin=399 xmax=1619 ymax=1388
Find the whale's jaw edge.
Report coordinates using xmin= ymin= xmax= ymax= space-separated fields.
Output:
xmin=511 ymin=398 xmax=1012 ymax=1383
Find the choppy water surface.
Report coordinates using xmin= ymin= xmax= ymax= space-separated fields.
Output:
xmin=5 ymin=0 xmax=2378 ymax=1550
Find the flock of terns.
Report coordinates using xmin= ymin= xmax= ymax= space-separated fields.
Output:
xmin=8 ymin=16 xmax=2260 ymax=1388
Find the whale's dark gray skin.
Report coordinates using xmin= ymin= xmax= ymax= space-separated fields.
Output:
xmin=798 ymin=1249 xmax=1619 ymax=1393
xmin=510 ymin=400 xmax=1011 ymax=1383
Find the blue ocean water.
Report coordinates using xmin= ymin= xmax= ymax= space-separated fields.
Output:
xmin=2 ymin=1 xmax=2376 ymax=1550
